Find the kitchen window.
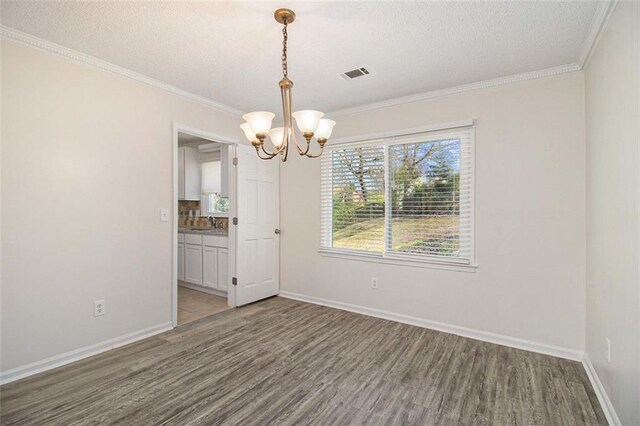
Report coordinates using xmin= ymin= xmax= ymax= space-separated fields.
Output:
xmin=201 ymin=160 xmax=229 ymax=215
xmin=320 ymin=125 xmax=474 ymax=268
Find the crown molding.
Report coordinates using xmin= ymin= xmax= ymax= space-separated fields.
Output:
xmin=2 ymin=1 xmax=617 ymax=120
xmin=327 ymin=63 xmax=581 ymax=117
xmin=326 ymin=1 xmax=617 ymax=118
xmin=0 ymin=26 xmax=244 ymax=117
xmin=577 ymin=0 xmax=618 ymax=68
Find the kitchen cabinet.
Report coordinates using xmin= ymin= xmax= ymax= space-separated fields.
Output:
xmin=178 ymin=146 xmax=201 ymax=200
xmin=217 ymin=248 xmax=229 ymax=291
xmin=177 ymin=242 xmax=185 ymax=282
xmin=220 ymin=145 xmax=229 ymax=197
xmin=202 ymin=246 xmax=218 ymax=289
xmin=185 ymin=243 xmax=203 ymax=285
xmin=178 ymin=232 xmax=228 ymax=293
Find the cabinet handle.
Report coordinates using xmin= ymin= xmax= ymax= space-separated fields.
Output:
xmin=274 ymin=229 xmax=281 ymax=234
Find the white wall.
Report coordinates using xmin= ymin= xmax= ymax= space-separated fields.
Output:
xmin=281 ymin=72 xmax=587 ymax=354
xmin=584 ymin=2 xmax=639 ymax=424
xmin=0 ymin=40 xmax=241 ymax=373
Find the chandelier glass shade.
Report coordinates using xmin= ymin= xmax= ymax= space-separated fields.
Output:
xmin=240 ymin=9 xmax=336 ymax=161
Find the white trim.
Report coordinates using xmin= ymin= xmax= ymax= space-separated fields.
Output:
xmin=327 ymin=64 xmax=580 ymax=117
xmin=2 ymin=23 xmax=600 ymax=120
xmin=4 ymin=5 xmax=615 ymax=121
xmin=321 ymin=123 xmax=475 ymax=269
xmin=278 ymin=291 xmax=583 ymax=361
xmin=582 ymin=355 xmax=621 ymax=426
xmin=319 ymin=248 xmax=478 ymax=273
xmin=179 ymin=282 xmax=227 ymax=298
xmin=577 ymin=1 xmax=618 ymax=68
xmin=0 ymin=322 xmax=173 ymax=385
xmin=0 ymin=26 xmax=243 ymax=116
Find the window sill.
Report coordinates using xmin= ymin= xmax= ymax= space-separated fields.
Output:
xmin=318 ymin=248 xmax=478 ymax=273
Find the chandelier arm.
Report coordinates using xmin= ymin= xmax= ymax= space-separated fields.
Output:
xmin=260 ymin=144 xmax=281 ymax=158
xmin=261 ymin=139 xmax=287 ymax=157
xmin=281 ymin=138 xmax=289 ymax=162
xmin=255 ymin=147 xmax=277 ymax=160
xmin=298 ymin=135 xmax=312 ymax=156
xmin=303 ymin=145 xmax=326 ymax=158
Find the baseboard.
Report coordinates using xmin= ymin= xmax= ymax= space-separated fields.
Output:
xmin=582 ymin=355 xmax=621 ymax=426
xmin=0 ymin=322 xmax=174 ymax=385
xmin=179 ymin=282 xmax=228 ymax=298
xmin=279 ymin=291 xmax=583 ymax=361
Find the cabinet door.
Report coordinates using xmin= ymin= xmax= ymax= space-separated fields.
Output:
xmin=220 ymin=145 xmax=229 ymax=198
xmin=184 ymin=244 xmax=203 ymax=285
xmin=178 ymin=147 xmax=185 ymax=200
xmin=217 ymin=248 xmax=229 ymax=291
xmin=177 ymin=243 xmax=185 ymax=282
xmin=202 ymin=246 xmax=218 ymax=289
xmin=184 ymin=147 xmax=201 ymax=201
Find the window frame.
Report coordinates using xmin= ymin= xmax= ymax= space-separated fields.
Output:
xmin=319 ymin=120 xmax=476 ymax=272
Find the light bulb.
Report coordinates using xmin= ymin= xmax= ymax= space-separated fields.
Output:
xmin=314 ymin=119 xmax=336 ymax=140
xmin=292 ymin=110 xmax=324 ymax=134
xmin=242 ymin=111 xmax=275 ymax=135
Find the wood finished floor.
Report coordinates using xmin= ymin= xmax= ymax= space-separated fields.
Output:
xmin=1 ymin=297 xmax=606 ymax=425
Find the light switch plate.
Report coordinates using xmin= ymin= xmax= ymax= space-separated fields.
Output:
xmin=160 ymin=208 xmax=169 ymax=222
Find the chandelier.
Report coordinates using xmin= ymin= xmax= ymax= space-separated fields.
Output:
xmin=240 ymin=8 xmax=336 ymax=161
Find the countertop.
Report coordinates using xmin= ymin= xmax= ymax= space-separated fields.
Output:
xmin=178 ymin=228 xmax=228 ymax=237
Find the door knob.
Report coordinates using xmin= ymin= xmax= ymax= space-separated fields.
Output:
xmin=275 ymin=229 xmax=281 ymax=234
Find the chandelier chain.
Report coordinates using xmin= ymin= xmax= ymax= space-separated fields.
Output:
xmin=281 ymin=20 xmax=288 ymax=77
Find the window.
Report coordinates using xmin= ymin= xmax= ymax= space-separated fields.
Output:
xmin=207 ymin=193 xmax=229 ymax=214
xmin=201 ymin=161 xmax=229 ymax=215
xmin=321 ymin=126 xmax=474 ymax=266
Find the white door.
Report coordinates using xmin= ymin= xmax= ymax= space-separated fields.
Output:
xmin=235 ymin=145 xmax=279 ymax=306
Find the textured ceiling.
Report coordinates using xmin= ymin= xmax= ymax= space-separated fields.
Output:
xmin=0 ymin=1 xmax=598 ymax=115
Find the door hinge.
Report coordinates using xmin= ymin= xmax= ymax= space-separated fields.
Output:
xmin=232 ymin=277 xmax=238 ymax=286
xmin=233 ymin=157 xmax=238 ymax=166
xmin=232 ymin=217 xmax=238 ymax=225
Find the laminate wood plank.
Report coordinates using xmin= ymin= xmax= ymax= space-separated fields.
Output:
xmin=1 ymin=297 xmax=607 ymax=425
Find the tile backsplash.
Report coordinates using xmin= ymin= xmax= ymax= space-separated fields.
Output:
xmin=178 ymin=200 xmax=228 ymax=229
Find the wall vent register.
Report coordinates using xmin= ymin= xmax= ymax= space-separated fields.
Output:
xmin=340 ymin=67 xmax=372 ymax=81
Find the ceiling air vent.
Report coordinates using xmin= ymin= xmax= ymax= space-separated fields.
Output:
xmin=340 ymin=67 xmax=373 ymax=81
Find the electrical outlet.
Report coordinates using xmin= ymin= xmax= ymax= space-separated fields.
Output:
xmin=371 ymin=277 xmax=379 ymax=289
xmin=94 ymin=300 xmax=106 ymax=317
xmin=605 ymin=338 xmax=611 ymax=363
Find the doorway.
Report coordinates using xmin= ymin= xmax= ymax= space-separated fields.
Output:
xmin=172 ymin=124 xmax=237 ymax=326
xmin=172 ymin=124 xmax=281 ymax=327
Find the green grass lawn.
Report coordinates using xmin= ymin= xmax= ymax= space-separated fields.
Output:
xmin=333 ymin=215 xmax=459 ymax=254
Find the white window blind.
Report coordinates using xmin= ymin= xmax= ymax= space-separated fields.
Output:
xmin=320 ymin=126 xmax=474 ymax=265
xmin=320 ymin=144 xmax=385 ymax=252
